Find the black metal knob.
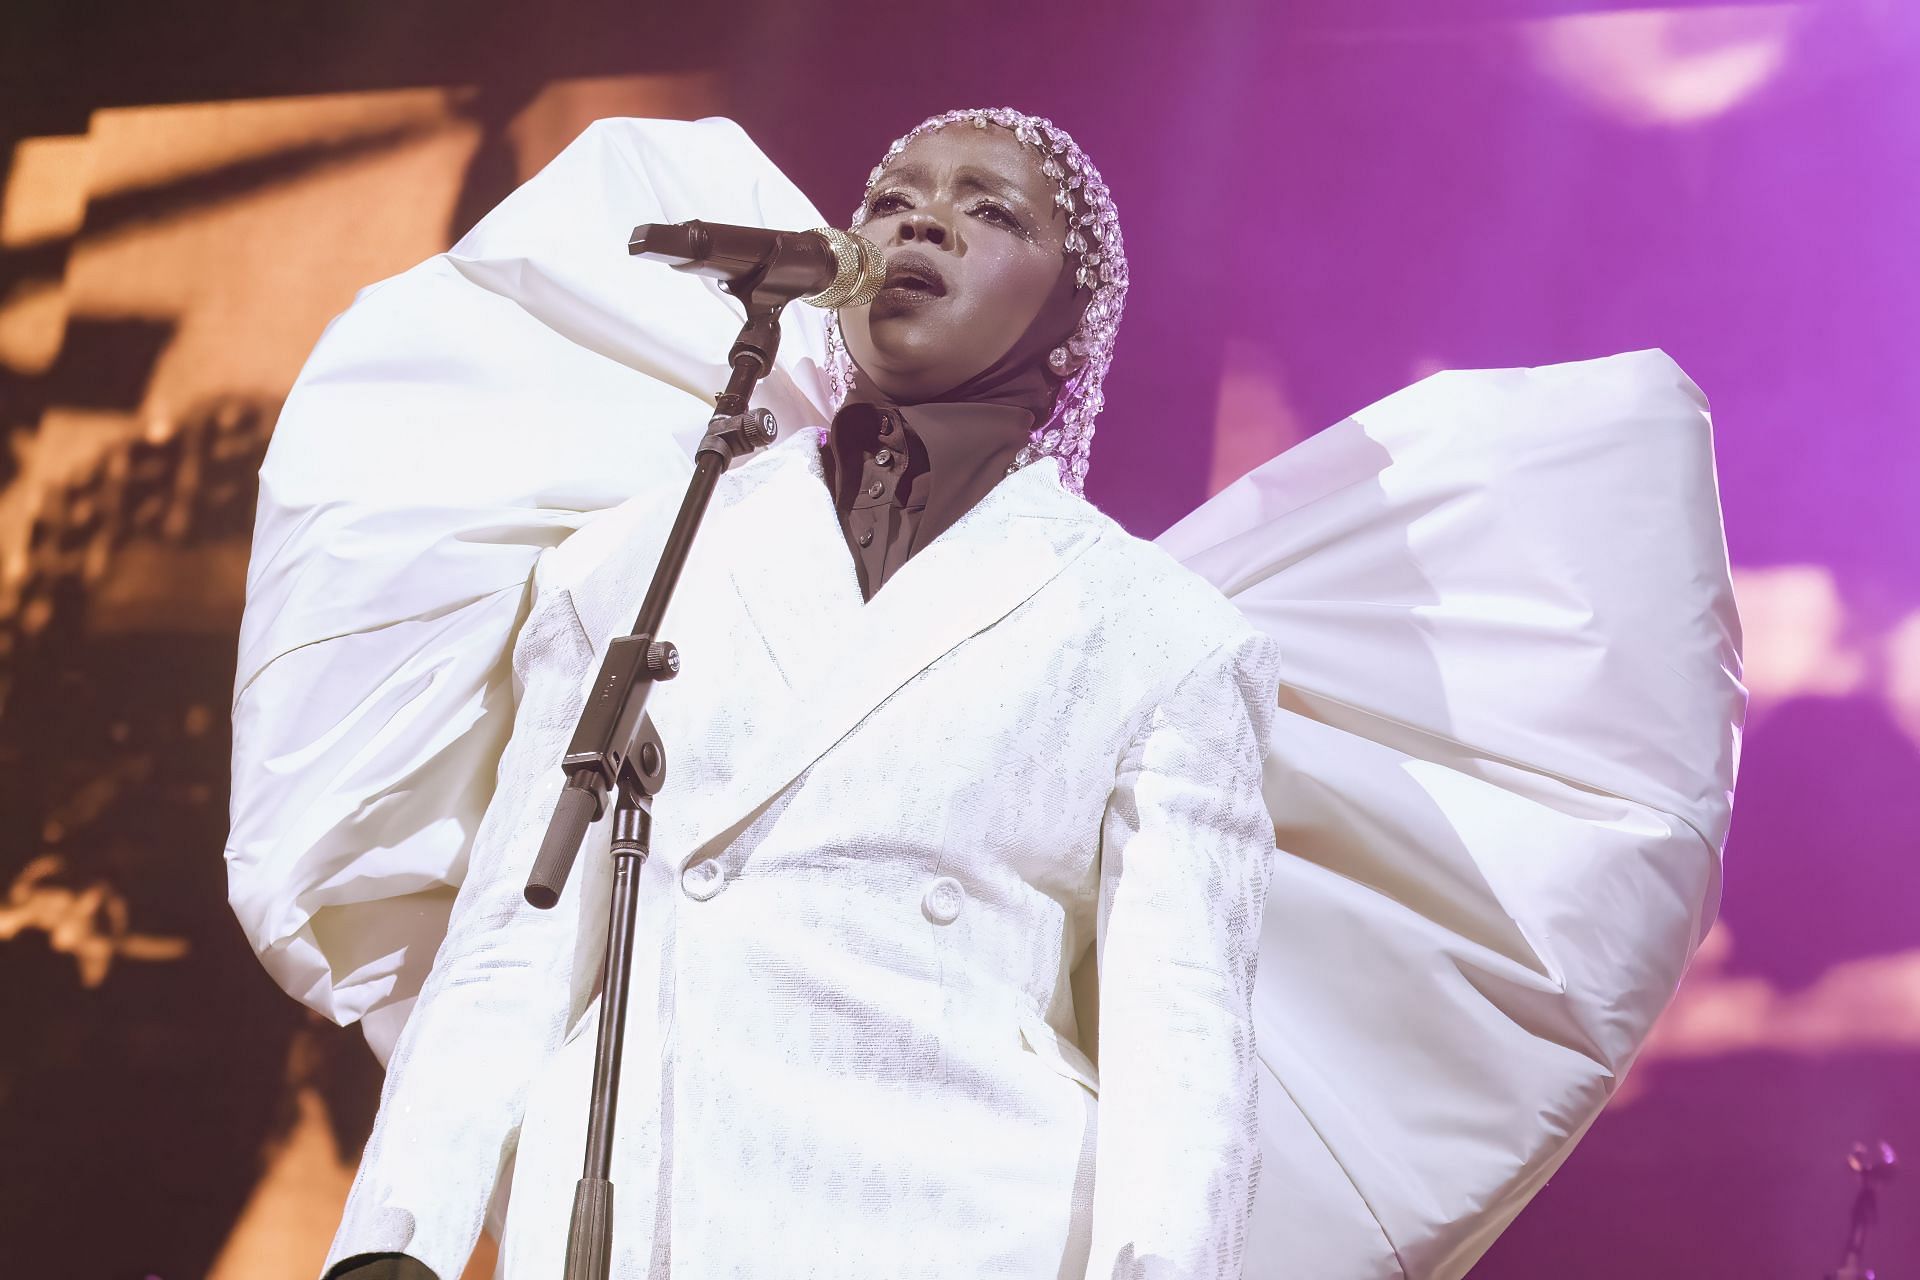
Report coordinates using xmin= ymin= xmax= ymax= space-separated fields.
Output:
xmin=646 ymin=640 xmax=680 ymax=679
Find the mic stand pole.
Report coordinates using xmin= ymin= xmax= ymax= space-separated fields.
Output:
xmin=522 ymin=275 xmax=789 ymax=1280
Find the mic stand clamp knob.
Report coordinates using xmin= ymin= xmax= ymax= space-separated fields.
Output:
xmin=697 ymin=407 xmax=778 ymax=465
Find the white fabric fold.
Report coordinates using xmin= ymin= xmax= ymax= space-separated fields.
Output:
xmin=1156 ymin=351 xmax=1743 ymax=1278
xmin=227 ymin=117 xmax=832 ymax=1055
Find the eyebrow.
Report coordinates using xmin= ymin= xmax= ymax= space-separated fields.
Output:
xmin=874 ymin=162 xmax=1035 ymax=207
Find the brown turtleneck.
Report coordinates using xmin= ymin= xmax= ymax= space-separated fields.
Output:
xmin=820 ymin=399 xmax=1035 ymax=600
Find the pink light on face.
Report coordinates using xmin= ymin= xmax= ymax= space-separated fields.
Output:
xmin=1523 ymin=4 xmax=1808 ymax=128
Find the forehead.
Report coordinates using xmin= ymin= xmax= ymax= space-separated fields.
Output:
xmin=875 ymin=126 xmax=1054 ymax=201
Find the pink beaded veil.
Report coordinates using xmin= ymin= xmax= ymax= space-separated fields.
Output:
xmin=824 ymin=108 xmax=1129 ymax=496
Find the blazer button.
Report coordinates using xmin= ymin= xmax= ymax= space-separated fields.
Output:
xmin=921 ymin=876 xmax=965 ymax=925
xmin=682 ymin=859 xmax=725 ymax=901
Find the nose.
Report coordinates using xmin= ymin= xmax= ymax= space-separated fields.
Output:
xmin=895 ymin=208 xmax=951 ymax=249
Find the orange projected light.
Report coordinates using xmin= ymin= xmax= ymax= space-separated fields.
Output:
xmin=0 ymin=70 xmax=720 ymax=1280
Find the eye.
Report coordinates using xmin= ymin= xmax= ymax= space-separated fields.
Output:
xmin=865 ymin=191 xmax=911 ymax=217
xmin=970 ymin=200 xmax=1023 ymax=231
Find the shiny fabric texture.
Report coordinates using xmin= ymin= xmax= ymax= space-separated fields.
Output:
xmin=227 ymin=117 xmax=1745 ymax=1280
xmin=1177 ymin=352 xmax=1743 ymax=1277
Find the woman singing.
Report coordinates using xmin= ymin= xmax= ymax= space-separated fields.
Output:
xmin=230 ymin=109 xmax=1744 ymax=1280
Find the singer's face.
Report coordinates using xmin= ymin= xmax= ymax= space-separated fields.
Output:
xmin=840 ymin=126 xmax=1073 ymax=402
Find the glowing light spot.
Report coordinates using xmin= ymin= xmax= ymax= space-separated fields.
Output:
xmin=1729 ymin=565 xmax=1866 ymax=713
xmin=0 ymin=855 xmax=190 ymax=988
xmin=1525 ymin=4 xmax=1805 ymax=127
xmin=1206 ymin=338 xmax=1310 ymax=497
xmin=1615 ymin=922 xmax=1920 ymax=1104
xmin=1884 ymin=610 xmax=1920 ymax=750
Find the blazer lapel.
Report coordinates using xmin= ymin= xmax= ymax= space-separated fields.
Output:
xmin=719 ymin=436 xmax=866 ymax=692
xmin=565 ymin=435 xmax=1106 ymax=867
xmin=564 ymin=429 xmax=857 ymax=672
xmin=694 ymin=453 xmax=1106 ymax=860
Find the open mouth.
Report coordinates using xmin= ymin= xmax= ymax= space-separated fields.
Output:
xmin=880 ymin=250 xmax=948 ymax=298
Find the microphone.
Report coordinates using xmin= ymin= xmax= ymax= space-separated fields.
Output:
xmin=628 ymin=221 xmax=886 ymax=309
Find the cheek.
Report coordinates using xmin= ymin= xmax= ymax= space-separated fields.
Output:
xmin=965 ymin=244 xmax=1062 ymax=334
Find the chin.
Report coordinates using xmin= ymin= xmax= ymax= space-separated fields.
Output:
xmin=845 ymin=314 xmax=952 ymax=401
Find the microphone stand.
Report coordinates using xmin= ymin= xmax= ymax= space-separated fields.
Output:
xmin=521 ymin=225 xmax=824 ymax=1280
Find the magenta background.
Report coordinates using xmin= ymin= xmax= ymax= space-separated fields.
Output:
xmin=3 ymin=1 xmax=1913 ymax=1275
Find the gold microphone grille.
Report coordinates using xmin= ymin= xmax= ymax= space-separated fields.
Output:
xmin=801 ymin=228 xmax=886 ymax=309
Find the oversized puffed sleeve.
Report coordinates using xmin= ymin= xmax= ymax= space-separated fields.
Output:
xmin=1088 ymin=628 xmax=1285 ymax=1280
xmin=225 ymin=115 xmax=832 ymax=1061
xmin=1157 ymin=349 xmax=1743 ymax=1279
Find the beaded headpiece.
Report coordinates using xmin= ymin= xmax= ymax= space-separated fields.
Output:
xmin=824 ymin=107 xmax=1128 ymax=495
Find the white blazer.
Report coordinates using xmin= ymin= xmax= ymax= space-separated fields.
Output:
xmin=325 ymin=427 xmax=1285 ymax=1279
xmin=230 ymin=117 xmax=1744 ymax=1280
